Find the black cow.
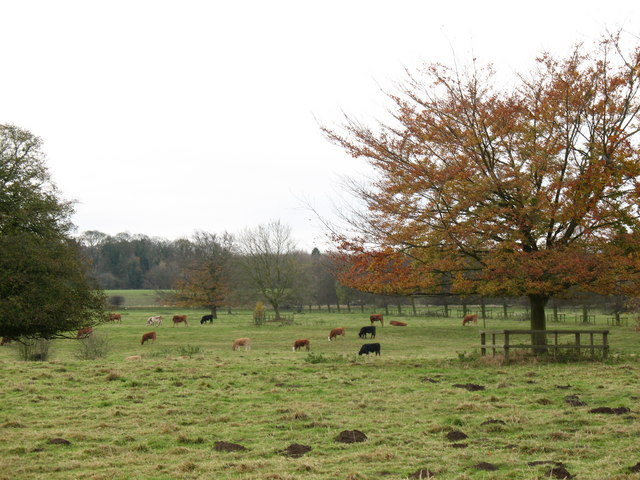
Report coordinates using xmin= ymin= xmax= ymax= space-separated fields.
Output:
xmin=358 ymin=343 xmax=381 ymax=356
xmin=358 ymin=326 xmax=376 ymax=339
xmin=200 ymin=314 xmax=214 ymax=325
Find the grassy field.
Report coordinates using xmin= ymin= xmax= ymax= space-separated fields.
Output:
xmin=1 ymin=307 xmax=639 ymax=480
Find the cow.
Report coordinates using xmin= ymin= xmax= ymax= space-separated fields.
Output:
xmin=328 ymin=327 xmax=346 ymax=341
xmin=141 ymin=331 xmax=156 ymax=345
xmin=292 ymin=339 xmax=311 ymax=351
xmin=0 ymin=337 xmax=12 ymax=346
xmin=370 ymin=314 xmax=384 ymax=326
xmin=462 ymin=314 xmax=478 ymax=326
xmin=147 ymin=316 xmax=162 ymax=326
xmin=76 ymin=327 xmax=93 ymax=339
xmin=200 ymin=314 xmax=214 ymax=325
xmin=232 ymin=338 xmax=251 ymax=351
xmin=358 ymin=343 xmax=381 ymax=356
xmin=172 ymin=315 xmax=188 ymax=327
xmin=390 ymin=320 xmax=407 ymax=326
xmin=358 ymin=326 xmax=376 ymax=339
xmin=107 ymin=313 xmax=122 ymax=323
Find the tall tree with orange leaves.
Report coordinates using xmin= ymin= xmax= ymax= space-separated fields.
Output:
xmin=325 ymin=33 xmax=640 ymax=347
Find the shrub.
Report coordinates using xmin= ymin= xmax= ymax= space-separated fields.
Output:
xmin=17 ymin=338 xmax=53 ymax=361
xmin=75 ymin=332 xmax=111 ymax=360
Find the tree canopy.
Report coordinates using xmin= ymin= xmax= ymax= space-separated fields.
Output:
xmin=325 ymin=34 xmax=640 ymax=340
xmin=0 ymin=124 xmax=104 ymax=340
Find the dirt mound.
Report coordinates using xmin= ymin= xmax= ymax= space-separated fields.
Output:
xmin=214 ymin=441 xmax=247 ymax=452
xmin=48 ymin=438 xmax=71 ymax=445
xmin=282 ymin=443 xmax=312 ymax=457
xmin=450 ymin=443 xmax=467 ymax=448
xmin=453 ymin=383 xmax=485 ymax=391
xmin=546 ymin=466 xmax=574 ymax=479
xmin=564 ymin=395 xmax=587 ymax=407
xmin=481 ymin=419 xmax=506 ymax=426
xmin=445 ymin=430 xmax=468 ymax=442
xmin=588 ymin=406 xmax=630 ymax=414
xmin=555 ymin=385 xmax=572 ymax=390
xmin=630 ymin=462 xmax=640 ymax=473
xmin=408 ymin=468 xmax=436 ymax=478
xmin=335 ymin=430 xmax=367 ymax=443
xmin=421 ymin=377 xmax=439 ymax=383
xmin=472 ymin=462 xmax=498 ymax=471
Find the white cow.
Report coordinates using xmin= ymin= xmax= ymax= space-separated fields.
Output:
xmin=147 ymin=316 xmax=162 ymax=326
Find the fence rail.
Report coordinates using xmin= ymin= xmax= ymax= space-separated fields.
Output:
xmin=480 ymin=329 xmax=610 ymax=358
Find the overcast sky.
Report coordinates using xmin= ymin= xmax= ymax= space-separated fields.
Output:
xmin=2 ymin=0 xmax=639 ymax=251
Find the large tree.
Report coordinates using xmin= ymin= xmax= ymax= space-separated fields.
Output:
xmin=0 ymin=124 xmax=105 ymax=340
xmin=168 ymin=231 xmax=234 ymax=319
xmin=238 ymin=220 xmax=300 ymax=320
xmin=325 ymin=34 xmax=640 ymax=346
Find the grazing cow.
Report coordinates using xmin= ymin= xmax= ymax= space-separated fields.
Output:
xmin=292 ymin=339 xmax=311 ymax=351
xmin=108 ymin=313 xmax=122 ymax=323
xmin=370 ymin=314 xmax=384 ymax=326
xmin=390 ymin=320 xmax=407 ymax=326
xmin=358 ymin=343 xmax=381 ymax=356
xmin=0 ymin=337 xmax=12 ymax=346
xmin=141 ymin=331 xmax=156 ymax=345
xmin=147 ymin=316 xmax=162 ymax=326
xmin=172 ymin=315 xmax=188 ymax=327
xmin=232 ymin=338 xmax=251 ymax=351
xmin=200 ymin=314 xmax=214 ymax=325
xmin=328 ymin=327 xmax=346 ymax=341
xmin=462 ymin=314 xmax=478 ymax=326
xmin=76 ymin=327 xmax=93 ymax=339
xmin=358 ymin=326 xmax=376 ymax=339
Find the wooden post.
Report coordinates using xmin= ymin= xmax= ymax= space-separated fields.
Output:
xmin=589 ymin=332 xmax=595 ymax=357
xmin=603 ymin=331 xmax=609 ymax=358
xmin=492 ymin=333 xmax=497 ymax=356
xmin=553 ymin=331 xmax=559 ymax=357
xmin=504 ymin=332 xmax=510 ymax=359
xmin=574 ymin=332 xmax=581 ymax=357
xmin=480 ymin=332 xmax=486 ymax=356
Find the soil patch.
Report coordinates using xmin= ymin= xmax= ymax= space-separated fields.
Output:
xmin=555 ymin=385 xmax=572 ymax=390
xmin=408 ymin=468 xmax=436 ymax=478
xmin=527 ymin=461 xmax=565 ymax=467
xmin=546 ymin=466 xmax=574 ymax=479
xmin=452 ymin=383 xmax=485 ymax=391
xmin=281 ymin=443 xmax=312 ymax=457
xmin=445 ymin=430 xmax=468 ymax=442
xmin=564 ymin=395 xmax=587 ymax=407
xmin=588 ymin=406 xmax=630 ymax=415
xmin=481 ymin=419 xmax=506 ymax=426
xmin=48 ymin=438 xmax=71 ymax=446
xmin=214 ymin=441 xmax=247 ymax=452
xmin=450 ymin=443 xmax=467 ymax=448
xmin=421 ymin=377 xmax=439 ymax=383
xmin=336 ymin=430 xmax=367 ymax=443
xmin=630 ymin=462 xmax=640 ymax=473
xmin=472 ymin=462 xmax=498 ymax=471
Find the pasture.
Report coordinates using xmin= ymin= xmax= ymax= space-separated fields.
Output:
xmin=1 ymin=308 xmax=639 ymax=479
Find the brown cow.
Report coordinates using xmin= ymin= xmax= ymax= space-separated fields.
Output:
xmin=370 ymin=314 xmax=384 ymax=326
xmin=77 ymin=327 xmax=93 ymax=339
xmin=141 ymin=331 xmax=156 ymax=345
xmin=232 ymin=338 xmax=251 ymax=351
xmin=0 ymin=337 xmax=12 ymax=346
xmin=108 ymin=313 xmax=122 ymax=323
xmin=390 ymin=320 xmax=407 ymax=326
xmin=462 ymin=314 xmax=478 ymax=326
xmin=328 ymin=327 xmax=346 ymax=341
xmin=293 ymin=339 xmax=310 ymax=351
xmin=172 ymin=315 xmax=188 ymax=327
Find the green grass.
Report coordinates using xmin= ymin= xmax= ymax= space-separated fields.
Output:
xmin=1 ymin=309 xmax=639 ymax=479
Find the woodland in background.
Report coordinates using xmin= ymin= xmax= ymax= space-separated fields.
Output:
xmin=76 ymin=230 xmax=632 ymax=319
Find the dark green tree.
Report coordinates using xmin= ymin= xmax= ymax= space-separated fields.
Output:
xmin=0 ymin=124 xmax=105 ymax=340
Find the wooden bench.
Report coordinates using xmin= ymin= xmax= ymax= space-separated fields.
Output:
xmin=480 ymin=329 xmax=609 ymax=358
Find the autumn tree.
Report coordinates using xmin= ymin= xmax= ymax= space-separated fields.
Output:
xmin=325 ymin=34 xmax=640 ymax=347
xmin=238 ymin=220 xmax=300 ymax=320
xmin=0 ymin=124 xmax=105 ymax=340
xmin=168 ymin=231 xmax=234 ymax=319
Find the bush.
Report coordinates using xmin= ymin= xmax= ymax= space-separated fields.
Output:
xmin=75 ymin=332 xmax=111 ymax=360
xmin=17 ymin=339 xmax=53 ymax=361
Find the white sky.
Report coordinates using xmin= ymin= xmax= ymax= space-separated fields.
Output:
xmin=2 ymin=0 xmax=639 ymax=251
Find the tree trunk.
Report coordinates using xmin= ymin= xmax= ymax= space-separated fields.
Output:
xmin=528 ymin=294 xmax=549 ymax=349
xmin=210 ymin=306 xmax=218 ymax=319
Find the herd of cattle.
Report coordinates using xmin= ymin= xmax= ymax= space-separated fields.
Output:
xmin=0 ymin=312 xmax=480 ymax=354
